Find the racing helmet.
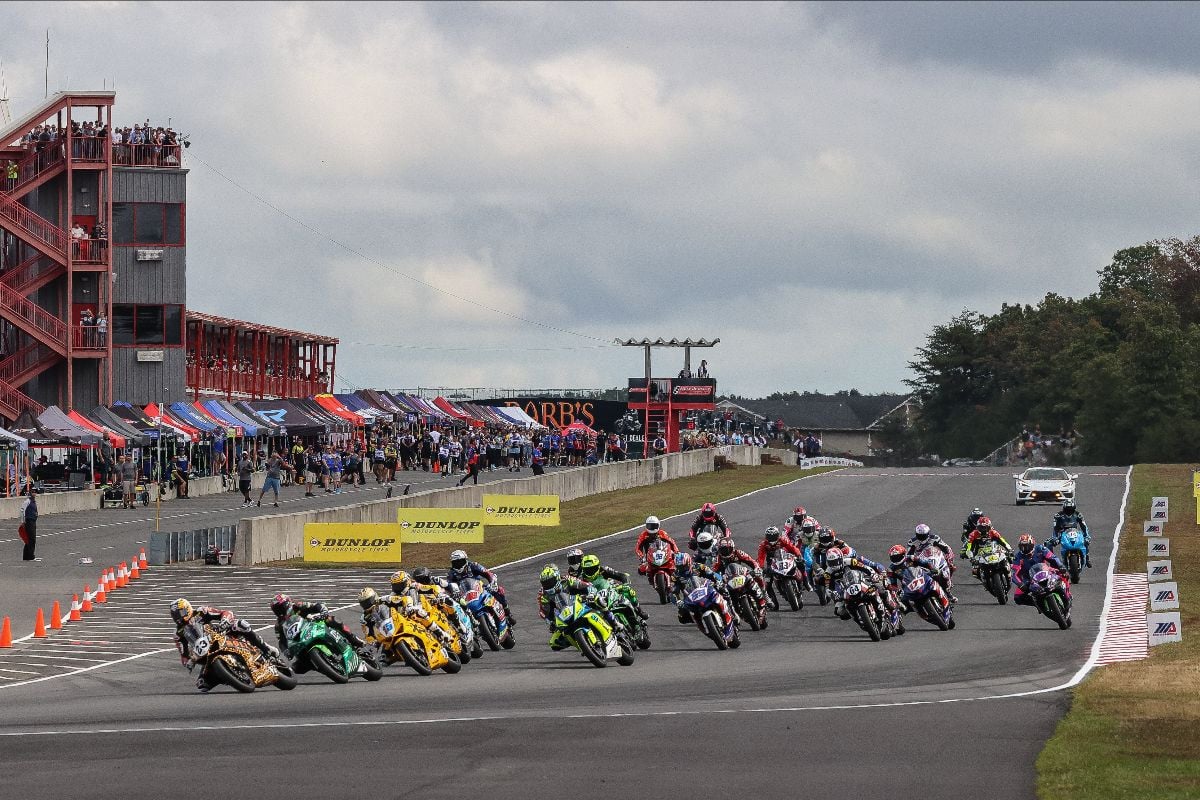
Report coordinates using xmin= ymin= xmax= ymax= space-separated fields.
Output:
xmin=1062 ymin=501 xmax=1076 ymax=515
xmin=269 ymin=593 xmax=292 ymax=617
xmin=701 ymin=502 xmax=717 ymax=521
xmin=358 ymin=587 xmax=379 ymax=611
xmin=825 ymin=547 xmax=846 ymax=574
xmin=1017 ymin=534 xmax=1035 ymax=554
xmin=764 ymin=526 xmax=782 ymax=544
xmin=717 ymin=538 xmax=735 ymax=558
xmin=566 ymin=548 xmax=584 ymax=569
xmin=170 ymin=598 xmax=194 ymax=625
xmin=971 ymin=507 xmax=982 ymax=517
xmin=696 ymin=531 xmax=716 ymax=553
xmin=580 ymin=554 xmax=601 ymax=580
xmin=673 ymin=552 xmax=694 ymax=575
xmin=794 ymin=505 xmax=807 ymax=517
xmin=914 ymin=523 xmax=931 ymax=541
xmin=977 ymin=516 xmax=992 ymax=534
xmin=645 ymin=515 xmax=661 ymax=532
xmin=801 ymin=518 xmax=817 ymax=536
xmin=390 ymin=570 xmax=412 ymax=594
xmin=449 ymin=550 xmax=469 ymax=571
xmin=411 ymin=566 xmax=434 ymax=585
xmin=539 ymin=563 xmax=561 ymax=590
xmin=817 ymin=529 xmax=835 ymax=547
xmin=888 ymin=545 xmax=908 ymax=566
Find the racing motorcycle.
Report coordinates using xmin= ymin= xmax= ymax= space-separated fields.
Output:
xmin=1049 ymin=528 xmax=1088 ymax=584
xmin=364 ymin=604 xmax=462 ymax=676
xmin=1025 ymin=563 xmax=1073 ymax=630
xmin=457 ymin=577 xmax=515 ymax=651
xmin=898 ymin=565 xmax=953 ymax=631
xmin=180 ymin=620 xmax=297 ymax=693
xmin=837 ymin=568 xmax=893 ymax=642
xmin=644 ymin=539 xmax=676 ymax=604
xmin=421 ymin=594 xmax=482 ymax=663
xmin=971 ymin=539 xmax=1011 ymax=604
xmin=548 ymin=592 xmax=635 ymax=668
xmin=678 ymin=575 xmax=741 ymax=650
xmin=282 ymin=611 xmax=383 ymax=684
xmin=723 ymin=562 xmax=768 ymax=631
xmin=764 ymin=546 xmax=805 ymax=612
xmin=914 ymin=544 xmax=952 ymax=588
xmin=600 ymin=587 xmax=651 ymax=650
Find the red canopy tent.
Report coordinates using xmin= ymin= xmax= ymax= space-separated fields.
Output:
xmin=68 ymin=410 xmax=126 ymax=449
xmin=434 ymin=397 xmax=484 ymax=427
xmin=144 ymin=403 xmax=200 ymax=442
xmin=314 ymin=394 xmax=364 ymax=426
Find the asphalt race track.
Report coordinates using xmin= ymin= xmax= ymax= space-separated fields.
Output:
xmin=0 ymin=467 xmax=1130 ymax=800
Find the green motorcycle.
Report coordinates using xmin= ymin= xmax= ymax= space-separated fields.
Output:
xmin=282 ymin=611 xmax=383 ymax=684
xmin=587 ymin=578 xmax=651 ymax=650
xmin=549 ymin=593 xmax=636 ymax=668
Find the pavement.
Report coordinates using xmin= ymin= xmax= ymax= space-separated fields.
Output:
xmin=0 ymin=465 xmax=522 ymax=638
xmin=0 ymin=466 xmax=1130 ymax=799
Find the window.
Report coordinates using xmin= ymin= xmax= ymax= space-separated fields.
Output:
xmin=111 ymin=304 xmax=184 ymax=347
xmin=112 ymin=203 xmax=184 ymax=246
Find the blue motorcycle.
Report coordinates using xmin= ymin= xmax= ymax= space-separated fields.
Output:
xmin=899 ymin=565 xmax=954 ymax=631
xmin=1046 ymin=528 xmax=1088 ymax=584
xmin=678 ymin=575 xmax=740 ymax=650
xmin=456 ymin=577 xmax=515 ymax=651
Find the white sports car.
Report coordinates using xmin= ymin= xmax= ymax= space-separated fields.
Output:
xmin=1013 ymin=467 xmax=1077 ymax=505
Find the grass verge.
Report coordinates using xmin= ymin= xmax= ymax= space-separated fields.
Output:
xmin=275 ymin=464 xmax=840 ymax=570
xmin=1037 ymin=464 xmax=1200 ymax=799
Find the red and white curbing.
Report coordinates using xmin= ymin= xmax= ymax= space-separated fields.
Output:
xmin=1095 ymin=573 xmax=1149 ymax=664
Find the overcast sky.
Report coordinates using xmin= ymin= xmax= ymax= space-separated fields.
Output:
xmin=3 ymin=1 xmax=1199 ymax=397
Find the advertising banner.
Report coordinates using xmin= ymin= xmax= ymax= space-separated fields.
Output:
xmin=1152 ymin=496 xmax=1169 ymax=514
xmin=482 ymin=494 xmax=561 ymax=526
xmin=1147 ymin=559 xmax=1174 ymax=582
xmin=1150 ymin=581 xmax=1180 ymax=612
xmin=1194 ymin=471 xmax=1200 ymax=497
xmin=396 ymin=508 xmax=486 ymax=543
xmin=1147 ymin=538 xmax=1170 ymax=558
xmin=1151 ymin=505 xmax=1168 ymax=522
xmin=1147 ymin=612 xmax=1183 ymax=646
xmin=304 ymin=523 xmax=402 ymax=562
xmin=1143 ymin=521 xmax=1164 ymax=537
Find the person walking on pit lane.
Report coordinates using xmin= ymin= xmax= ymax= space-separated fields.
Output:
xmin=20 ymin=488 xmax=38 ymax=561
xmin=119 ymin=454 xmax=138 ymax=509
xmin=256 ymin=451 xmax=293 ymax=507
xmin=237 ymin=451 xmax=254 ymax=507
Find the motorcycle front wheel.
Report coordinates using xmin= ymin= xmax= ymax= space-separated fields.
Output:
xmin=654 ymin=572 xmax=670 ymax=605
xmin=573 ymin=627 xmax=608 ymax=668
xmin=398 ymin=640 xmax=433 ymax=676
xmin=273 ymin=664 xmax=298 ymax=690
xmin=855 ymin=604 xmax=881 ymax=641
xmin=308 ymin=649 xmax=349 ymax=684
xmin=1068 ymin=552 xmax=1082 ymax=584
xmin=987 ymin=572 xmax=1007 ymax=604
xmin=702 ymin=613 xmax=728 ymax=651
xmin=924 ymin=597 xmax=949 ymax=631
xmin=209 ymin=656 xmax=256 ymax=693
xmin=736 ymin=595 xmax=761 ymax=631
xmin=781 ymin=579 xmax=801 ymax=612
xmin=479 ymin=613 xmax=500 ymax=651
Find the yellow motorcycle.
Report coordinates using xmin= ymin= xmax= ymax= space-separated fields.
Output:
xmin=363 ymin=605 xmax=462 ymax=676
xmin=418 ymin=595 xmax=472 ymax=664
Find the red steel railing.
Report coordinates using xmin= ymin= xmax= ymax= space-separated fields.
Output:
xmin=187 ymin=364 xmax=329 ymax=399
xmin=112 ymin=143 xmax=182 ymax=168
xmin=0 ymin=282 xmax=66 ymax=347
xmin=70 ymin=238 xmax=108 ymax=264
xmin=0 ymin=192 xmax=68 ymax=256
xmin=0 ymin=376 xmax=45 ymax=420
xmin=72 ymin=325 xmax=107 ymax=351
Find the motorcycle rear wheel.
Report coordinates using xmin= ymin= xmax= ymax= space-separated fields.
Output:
xmin=654 ymin=572 xmax=670 ymax=605
xmin=703 ymin=613 xmax=728 ymax=651
xmin=398 ymin=640 xmax=434 ymax=676
xmin=574 ymin=627 xmax=608 ymax=668
xmin=480 ymin=613 xmax=500 ymax=651
xmin=209 ymin=657 xmax=255 ymax=693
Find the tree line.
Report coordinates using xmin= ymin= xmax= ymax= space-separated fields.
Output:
xmin=905 ymin=237 xmax=1200 ymax=465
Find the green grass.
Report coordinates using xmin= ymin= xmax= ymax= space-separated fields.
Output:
xmin=1038 ymin=464 xmax=1200 ymax=799
xmin=274 ymin=464 xmax=840 ymax=569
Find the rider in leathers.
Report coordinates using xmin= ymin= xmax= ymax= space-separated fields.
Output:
xmin=714 ymin=537 xmax=767 ymax=613
xmin=961 ymin=508 xmax=984 ymax=545
xmin=634 ymin=516 xmax=679 ymax=572
xmin=906 ymin=524 xmax=958 ymax=602
xmin=171 ymin=599 xmax=278 ymax=692
xmin=446 ymin=549 xmax=514 ymax=623
xmin=1050 ymin=502 xmax=1092 ymax=567
xmin=688 ymin=502 xmax=729 ymax=550
xmin=537 ymin=565 xmax=622 ymax=645
xmin=270 ymin=594 xmax=368 ymax=654
xmin=411 ymin=567 xmax=475 ymax=643
xmin=1011 ymin=534 xmax=1070 ymax=608
xmin=672 ymin=552 xmax=730 ymax=627
xmin=827 ymin=549 xmax=896 ymax=621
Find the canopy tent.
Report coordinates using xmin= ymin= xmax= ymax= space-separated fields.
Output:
xmin=433 ymin=396 xmax=476 ymax=422
xmin=357 ymin=389 xmax=403 ymax=416
xmin=198 ymin=401 xmax=251 ymax=436
xmin=11 ymin=411 xmax=72 ymax=446
xmin=227 ymin=401 xmax=286 ymax=436
xmin=314 ymin=394 xmax=365 ymax=425
xmin=336 ymin=393 xmax=388 ymax=421
xmin=39 ymin=406 xmax=104 ymax=445
xmin=560 ymin=420 xmax=598 ymax=436
xmin=383 ymin=392 xmax=421 ymax=415
xmin=189 ymin=402 xmax=242 ymax=437
xmin=67 ymin=409 xmax=126 ymax=449
xmin=0 ymin=425 xmax=28 ymax=450
xmin=143 ymin=403 xmax=201 ymax=443
xmin=240 ymin=400 xmax=328 ymax=437
xmin=110 ymin=402 xmax=178 ymax=443
xmin=169 ymin=402 xmax=223 ymax=436
xmin=398 ymin=394 xmax=449 ymax=419
xmin=494 ymin=405 xmax=543 ymax=428
xmin=294 ymin=398 xmax=352 ymax=433
xmin=88 ymin=407 xmax=152 ymax=447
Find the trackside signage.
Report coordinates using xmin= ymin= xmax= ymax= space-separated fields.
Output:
xmin=397 ymin=508 xmax=486 ymax=543
xmin=1143 ymin=521 xmax=1164 ymax=537
xmin=304 ymin=523 xmax=402 ymax=562
xmin=1151 ymin=505 xmax=1168 ymax=521
xmin=1147 ymin=611 xmax=1183 ymax=646
xmin=481 ymin=494 xmax=561 ymax=526
xmin=1146 ymin=559 xmax=1174 ymax=582
xmin=1150 ymin=581 xmax=1180 ymax=612
xmin=1147 ymin=538 xmax=1170 ymax=558
xmin=1152 ymin=496 xmax=1168 ymax=514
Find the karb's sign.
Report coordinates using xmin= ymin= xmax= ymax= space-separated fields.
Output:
xmin=304 ymin=523 xmax=402 ymax=562
xmin=482 ymin=494 xmax=561 ymax=526
xmin=397 ymin=508 xmax=486 ymax=543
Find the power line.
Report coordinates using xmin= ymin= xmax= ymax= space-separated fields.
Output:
xmin=345 ymin=342 xmax=614 ymax=353
xmin=184 ymin=148 xmax=610 ymax=344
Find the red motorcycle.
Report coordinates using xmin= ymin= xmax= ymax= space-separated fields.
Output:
xmin=643 ymin=539 xmax=676 ymax=604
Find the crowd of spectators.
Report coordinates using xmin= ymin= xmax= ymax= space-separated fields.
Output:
xmin=185 ymin=351 xmax=330 ymax=384
xmin=7 ymin=118 xmax=182 ymax=180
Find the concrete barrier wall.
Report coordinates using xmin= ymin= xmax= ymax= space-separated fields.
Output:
xmin=235 ymin=446 xmax=761 ymax=565
xmin=0 ymin=488 xmax=105 ymax=519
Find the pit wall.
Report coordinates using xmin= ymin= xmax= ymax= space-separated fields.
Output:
xmin=235 ymin=445 xmax=761 ymax=565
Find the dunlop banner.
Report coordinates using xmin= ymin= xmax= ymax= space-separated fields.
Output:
xmin=482 ymin=494 xmax=561 ymax=526
xmin=397 ymin=508 xmax=486 ymax=543
xmin=304 ymin=523 xmax=402 ymax=562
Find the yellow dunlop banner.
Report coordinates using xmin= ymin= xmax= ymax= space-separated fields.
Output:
xmin=397 ymin=508 xmax=486 ymax=543
xmin=482 ymin=494 xmax=561 ymax=526
xmin=304 ymin=523 xmax=402 ymax=562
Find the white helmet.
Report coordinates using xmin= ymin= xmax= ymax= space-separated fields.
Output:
xmin=450 ymin=549 xmax=469 ymax=571
xmin=696 ymin=531 xmax=716 ymax=552
xmin=645 ymin=516 xmax=661 ymax=532
xmin=914 ymin=524 xmax=931 ymax=540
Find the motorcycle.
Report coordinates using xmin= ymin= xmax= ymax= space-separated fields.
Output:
xmin=723 ymin=562 xmax=768 ymax=631
xmin=837 ymin=568 xmax=892 ymax=642
xmin=599 ymin=587 xmax=651 ymax=650
xmin=181 ymin=621 xmax=296 ymax=693
xmin=282 ymin=611 xmax=383 ymax=684
xmin=364 ymin=604 xmax=462 ymax=675
xmin=644 ymin=540 xmax=675 ymax=604
xmin=971 ymin=540 xmax=1011 ymax=604
xmin=899 ymin=565 xmax=953 ymax=631
xmin=549 ymin=592 xmax=635 ymax=668
xmin=1050 ymin=528 xmax=1088 ymax=584
xmin=914 ymin=544 xmax=952 ymax=587
xmin=678 ymin=576 xmax=740 ymax=650
xmin=422 ymin=594 xmax=482 ymax=662
xmin=457 ymin=577 xmax=515 ymax=651
xmin=1025 ymin=563 xmax=1073 ymax=630
xmin=764 ymin=546 xmax=805 ymax=612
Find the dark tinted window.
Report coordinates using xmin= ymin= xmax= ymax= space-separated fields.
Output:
xmin=135 ymin=305 xmax=163 ymax=345
xmin=164 ymin=305 xmax=183 ymax=345
xmin=134 ymin=204 xmax=164 ymax=244
xmin=165 ymin=204 xmax=183 ymax=244
xmin=113 ymin=204 xmax=134 ymax=245
xmin=112 ymin=304 xmax=134 ymax=345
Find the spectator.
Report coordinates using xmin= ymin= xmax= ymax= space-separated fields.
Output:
xmin=20 ymin=489 xmax=38 ymax=561
xmin=119 ymin=455 xmax=137 ymax=509
xmin=96 ymin=311 xmax=107 ymax=346
xmin=256 ymin=451 xmax=291 ymax=507
xmin=237 ymin=451 xmax=254 ymax=507
xmin=697 ymin=359 xmax=709 ymax=378
xmin=803 ymin=431 xmax=822 ymax=457
xmin=5 ymin=160 xmax=16 ymax=191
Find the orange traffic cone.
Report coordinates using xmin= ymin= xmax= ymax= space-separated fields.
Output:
xmin=0 ymin=617 xmax=11 ymax=648
xmin=50 ymin=601 xmax=63 ymax=630
xmin=433 ymin=460 xmax=440 ymax=473
xmin=69 ymin=596 xmax=82 ymax=622
xmin=33 ymin=608 xmax=47 ymax=638
xmin=81 ymin=587 xmax=94 ymax=612
xmin=117 ymin=563 xmax=127 ymax=588
xmin=108 ymin=568 xmax=117 ymax=590
xmin=94 ymin=579 xmax=106 ymax=604
xmin=103 ymin=569 xmax=113 ymax=592
xmin=138 ymin=549 xmax=148 ymax=569
xmin=130 ymin=560 xmax=140 ymax=580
